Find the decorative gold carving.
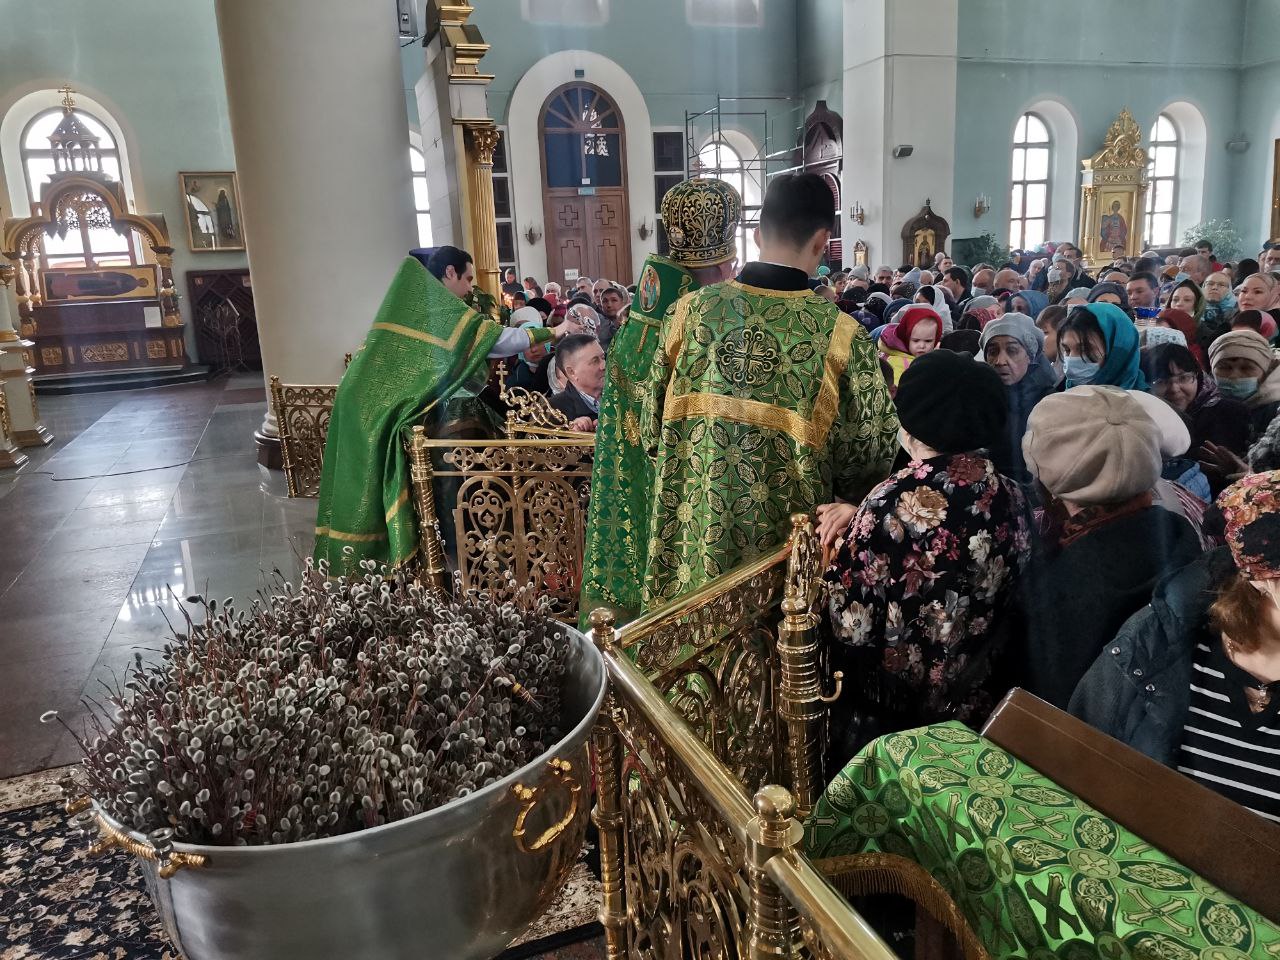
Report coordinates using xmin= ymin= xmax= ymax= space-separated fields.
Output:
xmin=27 ymin=379 xmax=39 ymax=424
xmin=0 ymin=389 xmax=11 ymax=440
xmin=146 ymin=340 xmax=167 ymax=359
xmin=1095 ymin=108 xmax=1148 ymax=169
xmin=468 ymin=125 xmax=502 ymax=167
xmin=40 ymin=346 xmax=63 ymax=366
xmin=500 ymin=373 xmax=581 ymax=438
xmin=270 ymin=376 xmax=338 ymax=499
xmin=170 ymin=338 xmax=184 ymax=357
xmin=81 ymin=342 xmax=128 ymax=363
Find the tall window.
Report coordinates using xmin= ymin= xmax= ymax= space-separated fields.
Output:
xmin=1009 ymin=113 xmax=1050 ymax=250
xmin=1144 ymin=114 xmax=1179 ymax=247
xmin=20 ymin=107 xmax=134 ymax=268
xmin=410 ymin=144 xmax=432 ymax=248
xmin=696 ymin=139 xmax=760 ymax=264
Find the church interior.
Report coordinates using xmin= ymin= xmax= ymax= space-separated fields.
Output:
xmin=3 ymin=2 xmax=1280 ymax=958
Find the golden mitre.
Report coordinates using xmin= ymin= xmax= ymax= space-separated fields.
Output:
xmin=659 ymin=177 xmax=742 ymax=268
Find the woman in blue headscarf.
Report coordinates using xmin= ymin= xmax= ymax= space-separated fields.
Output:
xmin=1009 ymin=288 xmax=1048 ymax=320
xmin=1056 ymin=302 xmax=1148 ymax=390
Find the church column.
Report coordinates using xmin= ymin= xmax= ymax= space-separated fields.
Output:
xmin=215 ymin=0 xmax=416 ymax=454
xmin=465 ymin=125 xmax=502 ymax=301
xmin=0 ymin=261 xmax=50 ymax=459
xmin=841 ymin=0 xmax=958 ymax=266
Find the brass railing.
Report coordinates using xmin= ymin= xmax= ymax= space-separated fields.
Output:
xmin=268 ymin=377 xmax=337 ymax=498
xmin=588 ymin=525 xmax=894 ymax=959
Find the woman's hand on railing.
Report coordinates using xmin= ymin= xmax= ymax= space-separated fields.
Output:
xmin=815 ymin=501 xmax=857 ymax=548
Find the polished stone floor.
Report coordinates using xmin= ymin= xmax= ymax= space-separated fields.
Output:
xmin=0 ymin=374 xmax=315 ymax=778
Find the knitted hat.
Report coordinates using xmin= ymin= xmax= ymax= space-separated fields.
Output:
xmin=1126 ymin=389 xmax=1191 ymax=458
xmin=1220 ymin=470 xmax=1280 ymax=580
xmin=1208 ymin=329 xmax=1274 ymax=374
xmin=1064 ymin=286 xmax=1093 ymax=302
xmin=1087 ymin=282 xmax=1129 ymax=310
xmin=1022 ymin=386 xmax=1163 ymax=505
xmin=979 ymin=312 xmax=1044 ymax=360
xmin=849 ymin=264 xmax=870 ymax=281
xmin=895 ymin=349 xmax=1008 ymax=454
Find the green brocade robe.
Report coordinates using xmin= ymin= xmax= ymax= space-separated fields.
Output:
xmin=580 ymin=256 xmax=695 ymax=628
xmin=314 ymin=258 xmax=501 ymax=577
xmin=641 ymin=273 xmax=899 ymax=609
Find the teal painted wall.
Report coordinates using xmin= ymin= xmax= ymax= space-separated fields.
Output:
xmin=469 ymin=0 xmax=800 ymax=130
xmin=1230 ymin=0 xmax=1280 ymax=247
xmin=0 ymin=0 xmax=247 ymax=353
xmin=951 ymin=0 xmax=1247 ymax=246
xmin=797 ymin=0 xmax=843 ymax=116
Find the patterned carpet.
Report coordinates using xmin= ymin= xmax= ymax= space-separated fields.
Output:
xmin=0 ymin=767 xmax=604 ymax=959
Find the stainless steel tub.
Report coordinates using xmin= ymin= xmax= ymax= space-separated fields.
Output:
xmin=85 ymin=625 xmax=606 ymax=960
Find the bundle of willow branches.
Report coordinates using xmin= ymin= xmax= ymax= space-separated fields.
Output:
xmin=77 ymin=558 xmax=567 ymax=846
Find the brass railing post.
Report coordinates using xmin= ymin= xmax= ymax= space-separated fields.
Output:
xmin=408 ymin=425 xmax=449 ymax=590
xmin=777 ymin=514 xmax=840 ymax=819
xmin=745 ymin=785 xmax=802 ymax=959
xmin=589 ymin=608 xmax=628 ymax=960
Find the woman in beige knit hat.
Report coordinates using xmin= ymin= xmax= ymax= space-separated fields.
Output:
xmin=1206 ymin=330 xmax=1280 ymax=466
xmin=1016 ymin=386 xmax=1204 ymax=708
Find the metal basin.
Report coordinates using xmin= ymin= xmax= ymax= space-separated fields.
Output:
xmin=90 ymin=625 xmax=606 ymax=960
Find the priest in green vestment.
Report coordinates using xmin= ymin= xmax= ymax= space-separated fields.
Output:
xmin=313 ymin=246 xmax=562 ymax=577
xmin=580 ymin=178 xmax=743 ymax=628
xmin=641 ymin=173 xmax=900 ymax=609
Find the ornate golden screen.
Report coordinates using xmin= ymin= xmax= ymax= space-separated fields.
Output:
xmin=269 ymin=377 xmax=337 ymax=498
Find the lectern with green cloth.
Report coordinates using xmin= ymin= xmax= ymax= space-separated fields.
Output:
xmin=314 ymin=257 xmax=532 ymax=577
xmin=805 ymin=722 xmax=1280 ymax=959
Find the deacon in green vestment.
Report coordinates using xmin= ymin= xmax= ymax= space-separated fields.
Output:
xmin=641 ymin=173 xmax=900 ymax=609
xmin=314 ymin=246 xmax=559 ymax=577
xmin=580 ymin=178 xmax=743 ymax=628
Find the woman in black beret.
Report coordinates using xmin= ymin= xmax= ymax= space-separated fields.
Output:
xmin=817 ymin=350 xmax=1033 ymax=764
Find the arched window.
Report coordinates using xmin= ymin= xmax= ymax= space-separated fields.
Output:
xmin=697 ymin=139 xmax=760 ymax=264
xmin=1144 ymin=114 xmax=1179 ymax=247
xmin=409 ymin=144 xmax=432 ymax=248
xmin=1009 ymin=113 xmax=1051 ymax=250
xmin=20 ymin=106 xmax=134 ymax=268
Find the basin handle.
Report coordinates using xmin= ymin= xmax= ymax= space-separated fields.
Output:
xmin=511 ymin=757 xmax=581 ymax=854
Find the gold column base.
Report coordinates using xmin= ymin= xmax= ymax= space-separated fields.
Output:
xmin=13 ymin=425 xmax=53 ymax=448
xmin=0 ymin=446 xmax=29 ymax=469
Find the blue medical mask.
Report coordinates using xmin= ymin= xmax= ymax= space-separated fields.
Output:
xmin=1062 ymin=355 xmax=1101 ymax=384
xmin=1216 ymin=376 xmax=1259 ymax=400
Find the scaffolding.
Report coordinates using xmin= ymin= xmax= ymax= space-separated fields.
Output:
xmin=685 ymin=95 xmax=804 ymax=243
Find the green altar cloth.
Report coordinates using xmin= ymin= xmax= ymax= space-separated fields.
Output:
xmin=579 ymin=255 xmax=694 ymax=629
xmin=805 ymin=722 xmax=1280 ymax=959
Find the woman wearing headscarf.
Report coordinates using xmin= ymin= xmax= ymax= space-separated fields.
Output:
xmin=1086 ymin=281 xmax=1130 ymax=314
xmin=1168 ymin=277 xmax=1206 ymax=329
xmin=1071 ymin=471 xmax=1280 ymax=821
xmin=1140 ymin=343 xmax=1251 ymax=474
xmin=1236 ymin=271 xmax=1280 ymax=316
xmin=1018 ymin=387 xmax=1203 ymax=707
xmin=1201 ymin=270 xmax=1238 ymax=344
xmin=1153 ymin=308 xmax=1206 ymax=369
xmin=1208 ymin=329 xmax=1280 ymax=442
xmin=820 ymin=350 xmax=1031 ymax=763
xmin=1127 ymin=390 xmax=1214 ymax=547
xmin=1056 ymin=302 xmax=1148 ymax=390
xmin=980 ymin=312 xmax=1056 ymax=483
xmin=957 ymin=295 xmax=1000 ymax=331
xmin=504 ymin=307 xmax=553 ymax=394
xmin=878 ymin=305 xmax=942 ymax=380
xmin=1008 ymin=288 xmax=1048 ymax=320
xmin=913 ymin=284 xmax=954 ymax=333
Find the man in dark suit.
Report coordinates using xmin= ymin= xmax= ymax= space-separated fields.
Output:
xmin=550 ymin=334 xmax=605 ymax=432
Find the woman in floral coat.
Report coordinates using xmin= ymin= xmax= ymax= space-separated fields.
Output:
xmin=820 ymin=350 xmax=1032 ymax=765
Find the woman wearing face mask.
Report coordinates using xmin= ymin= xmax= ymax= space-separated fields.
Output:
xmin=877 ymin=305 xmax=942 ymax=380
xmin=1044 ymin=264 xmax=1071 ymax=304
xmin=980 ymin=312 xmax=1056 ymax=483
xmin=1056 ymin=302 xmax=1148 ymax=390
xmin=1208 ymin=329 xmax=1280 ymax=442
xmin=1140 ymin=343 xmax=1251 ymax=486
xmin=1071 ymin=471 xmax=1280 ymax=820
xmin=818 ymin=350 xmax=1031 ymax=764
xmin=1200 ymin=271 xmax=1238 ymax=346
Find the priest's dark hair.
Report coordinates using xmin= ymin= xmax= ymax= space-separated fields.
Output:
xmin=759 ymin=173 xmax=834 ymax=249
xmin=413 ymin=245 xmax=473 ymax=281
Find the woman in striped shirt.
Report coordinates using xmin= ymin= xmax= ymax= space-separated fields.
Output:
xmin=1070 ymin=470 xmax=1280 ymax=822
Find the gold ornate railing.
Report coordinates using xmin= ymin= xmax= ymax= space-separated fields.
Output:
xmin=587 ymin=520 xmax=894 ymax=959
xmin=269 ymin=377 xmax=337 ymax=498
xmin=407 ymin=426 xmax=595 ymax=621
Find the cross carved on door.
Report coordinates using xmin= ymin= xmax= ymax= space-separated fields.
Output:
xmin=594 ymin=205 xmax=616 ymax=227
xmin=558 ymin=205 xmax=580 ymax=228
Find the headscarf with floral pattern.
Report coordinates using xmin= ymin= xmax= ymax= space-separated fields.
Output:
xmin=1221 ymin=470 xmax=1280 ymax=580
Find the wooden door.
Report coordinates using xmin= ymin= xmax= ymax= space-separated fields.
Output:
xmin=540 ymin=84 xmax=632 ymax=286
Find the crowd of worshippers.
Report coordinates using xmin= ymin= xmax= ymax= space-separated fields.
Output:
xmin=486 ymin=232 xmax=1280 ymax=825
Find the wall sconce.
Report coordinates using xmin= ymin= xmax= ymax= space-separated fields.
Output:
xmin=849 ymin=201 xmax=865 ymax=225
xmin=973 ymin=194 xmax=991 ymax=219
xmin=523 ymin=223 xmax=542 ymax=245
xmin=637 ymin=218 xmax=653 ymax=242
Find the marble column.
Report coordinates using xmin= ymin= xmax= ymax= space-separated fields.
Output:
xmin=215 ymin=0 xmax=416 ymax=456
xmin=841 ymin=0 xmax=958 ymax=267
xmin=0 ymin=262 xmax=49 ymax=462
